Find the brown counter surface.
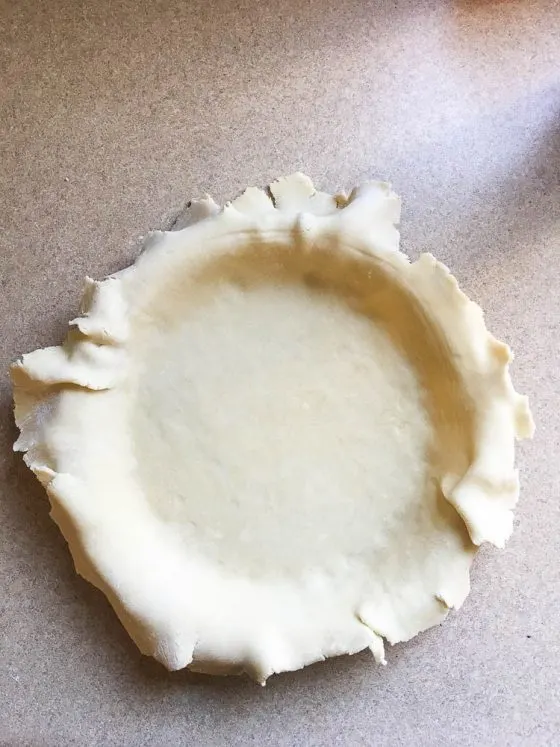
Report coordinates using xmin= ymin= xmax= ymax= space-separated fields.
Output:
xmin=1 ymin=1 xmax=559 ymax=744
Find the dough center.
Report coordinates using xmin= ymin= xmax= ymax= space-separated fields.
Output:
xmin=132 ymin=283 xmax=432 ymax=575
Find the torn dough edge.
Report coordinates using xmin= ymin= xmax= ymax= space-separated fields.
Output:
xmin=11 ymin=173 xmax=534 ymax=683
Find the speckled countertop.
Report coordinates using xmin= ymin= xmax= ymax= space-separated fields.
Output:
xmin=1 ymin=1 xmax=559 ymax=745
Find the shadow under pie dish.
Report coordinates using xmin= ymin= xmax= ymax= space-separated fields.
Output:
xmin=11 ymin=173 xmax=534 ymax=684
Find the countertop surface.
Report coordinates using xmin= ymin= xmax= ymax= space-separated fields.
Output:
xmin=1 ymin=1 xmax=559 ymax=745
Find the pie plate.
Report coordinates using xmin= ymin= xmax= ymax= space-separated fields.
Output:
xmin=12 ymin=174 xmax=534 ymax=683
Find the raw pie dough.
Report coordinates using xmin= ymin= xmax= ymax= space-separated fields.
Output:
xmin=12 ymin=174 xmax=534 ymax=683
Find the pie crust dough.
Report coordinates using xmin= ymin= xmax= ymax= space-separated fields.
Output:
xmin=12 ymin=174 xmax=534 ymax=683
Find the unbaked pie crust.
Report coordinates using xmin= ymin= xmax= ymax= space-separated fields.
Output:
xmin=12 ymin=174 xmax=534 ymax=683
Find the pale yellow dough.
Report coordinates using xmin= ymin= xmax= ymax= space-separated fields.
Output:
xmin=11 ymin=174 xmax=534 ymax=683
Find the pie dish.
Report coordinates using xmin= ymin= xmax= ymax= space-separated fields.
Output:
xmin=12 ymin=174 xmax=534 ymax=683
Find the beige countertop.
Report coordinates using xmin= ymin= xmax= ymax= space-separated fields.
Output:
xmin=1 ymin=0 xmax=559 ymax=744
